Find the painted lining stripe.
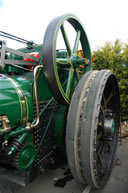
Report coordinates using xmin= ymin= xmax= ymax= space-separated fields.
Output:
xmin=0 ymin=74 xmax=27 ymax=124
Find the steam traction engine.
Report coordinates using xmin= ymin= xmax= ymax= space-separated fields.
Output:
xmin=0 ymin=14 xmax=120 ymax=189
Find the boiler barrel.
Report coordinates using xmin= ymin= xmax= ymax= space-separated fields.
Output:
xmin=0 ymin=74 xmax=33 ymax=128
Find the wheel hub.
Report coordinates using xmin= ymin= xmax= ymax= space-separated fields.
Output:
xmin=71 ymin=55 xmax=78 ymax=69
xmin=71 ymin=55 xmax=87 ymax=69
xmin=104 ymin=118 xmax=115 ymax=136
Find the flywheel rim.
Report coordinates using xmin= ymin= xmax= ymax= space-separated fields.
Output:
xmin=43 ymin=13 xmax=92 ymax=105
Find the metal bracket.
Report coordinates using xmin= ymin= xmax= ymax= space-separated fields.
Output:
xmin=0 ymin=40 xmax=39 ymax=70
xmin=0 ymin=115 xmax=11 ymax=133
xmin=0 ymin=40 xmax=6 ymax=69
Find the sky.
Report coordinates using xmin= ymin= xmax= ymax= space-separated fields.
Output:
xmin=0 ymin=0 xmax=128 ymax=51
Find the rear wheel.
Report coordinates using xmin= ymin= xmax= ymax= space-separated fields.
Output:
xmin=66 ymin=70 xmax=120 ymax=188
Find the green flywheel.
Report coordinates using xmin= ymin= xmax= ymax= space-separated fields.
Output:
xmin=43 ymin=13 xmax=92 ymax=105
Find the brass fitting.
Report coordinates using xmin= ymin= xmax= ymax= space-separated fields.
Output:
xmin=25 ymin=122 xmax=31 ymax=131
xmin=0 ymin=115 xmax=11 ymax=133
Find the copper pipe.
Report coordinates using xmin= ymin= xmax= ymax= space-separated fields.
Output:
xmin=26 ymin=65 xmax=43 ymax=130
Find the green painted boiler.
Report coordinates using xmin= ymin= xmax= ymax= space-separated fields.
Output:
xmin=0 ymin=14 xmax=120 ymax=190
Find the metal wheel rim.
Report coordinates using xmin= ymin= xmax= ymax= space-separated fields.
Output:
xmin=66 ymin=70 xmax=120 ymax=188
xmin=43 ymin=13 xmax=92 ymax=105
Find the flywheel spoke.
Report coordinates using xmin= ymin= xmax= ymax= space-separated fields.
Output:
xmin=61 ymin=24 xmax=72 ymax=56
xmin=66 ymin=68 xmax=74 ymax=97
xmin=73 ymin=30 xmax=81 ymax=54
xmin=74 ymin=69 xmax=80 ymax=82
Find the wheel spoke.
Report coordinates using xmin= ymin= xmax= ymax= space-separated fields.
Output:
xmin=61 ymin=24 xmax=72 ymax=56
xmin=102 ymin=92 xmax=113 ymax=110
xmin=104 ymin=138 xmax=112 ymax=149
xmin=98 ymin=152 xmax=105 ymax=168
xmin=73 ymin=30 xmax=81 ymax=53
xmin=66 ymin=68 xmax=74 ymax=97
xmin=100 ymin=94 xmax=106 ymax=113
xmin=105 ymin=92 xmax=113 ymax=106
xmin=100 ymin=90 xmax=113 ymax=113
xmin=100 ymin=104 xmax=104 ymax=113
xmin=107 ymin=141 xmax=112 ymax=148
xmin=62 ymin=79 xmax=68 ymax=87
xmin=96 ymin=131 xmax=103 ymax=142
xmin=74 ymin=69 xmax=80 ymax=82
xmin=96 ymin=142 xmax=104 ymax=169
xmin=103 ymin=95 xmax=107 ymax=109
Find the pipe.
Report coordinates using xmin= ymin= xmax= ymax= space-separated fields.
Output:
xmin=26 ymin=65 xmax=43 ymax=131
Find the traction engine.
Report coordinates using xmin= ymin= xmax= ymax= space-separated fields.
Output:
xmin=0 ymin=14 xmax=120 ymax=189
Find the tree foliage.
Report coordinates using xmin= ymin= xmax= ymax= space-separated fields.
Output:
xmin=93 ymin=40 xmax=128 ymax=120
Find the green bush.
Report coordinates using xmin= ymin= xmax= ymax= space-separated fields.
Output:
xmin=92 ymin=40 xmax=128 ymax=120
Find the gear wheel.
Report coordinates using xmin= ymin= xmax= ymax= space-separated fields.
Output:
xmin=13 ymin=143 xmax=37 ymax=170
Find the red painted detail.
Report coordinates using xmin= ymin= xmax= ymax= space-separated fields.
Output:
xmin=24 ymin=52 xmax=40 ymax=70
xmin=85 ymin=58 xmax=88 ymax=64
xmin=80 ymin=65 xmax=84 ymax=68
xmin=77 ymin=50 xmax=84 ymax=58
xmin=92 ymin=55 xmax=94 ymax=64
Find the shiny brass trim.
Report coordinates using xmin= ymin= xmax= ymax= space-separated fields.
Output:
xmin=26 ymin=65 xmax=43 ymax=131
xmin=0 ymin=115 xmax=11 ymax=133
